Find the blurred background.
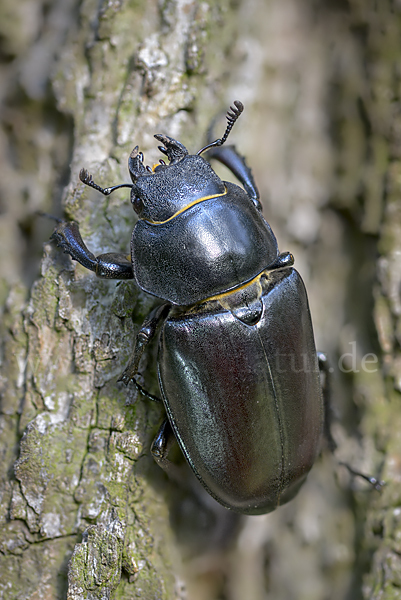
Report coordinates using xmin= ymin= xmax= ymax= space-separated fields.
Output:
xmin=0 ymin=0 xmax=400 ymax=598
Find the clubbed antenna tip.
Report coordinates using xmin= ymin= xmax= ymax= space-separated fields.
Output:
xmin=221 ymin=101 xmax=244 ymax=145
xmin=79 ymin=168 xmax=92 ymax=185
xmin=197 ymin=100 xmax=244 ymax=156
xmin=79 ymin=167 xmax=134 ymax=196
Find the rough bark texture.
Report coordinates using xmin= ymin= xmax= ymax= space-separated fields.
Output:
xmin=0 ymin=0 xmax=401 ymax=599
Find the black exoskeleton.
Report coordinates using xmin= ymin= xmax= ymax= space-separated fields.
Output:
xmin=51 ymin=102 xmax=383 ymax=514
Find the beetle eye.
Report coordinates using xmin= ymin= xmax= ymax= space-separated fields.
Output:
xmin=132 ymin=195 xmax=144 ymax=215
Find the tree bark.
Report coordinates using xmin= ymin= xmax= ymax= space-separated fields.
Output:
xmin=0 ymin=0 xmax=400 ymax=599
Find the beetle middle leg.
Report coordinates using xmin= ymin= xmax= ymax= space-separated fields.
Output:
xmin=119 ymin=302 xmax=170 ymax=392
xmin=119 ymin=305 xmax=189 ymax=482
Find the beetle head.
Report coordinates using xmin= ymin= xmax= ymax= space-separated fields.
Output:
xmin=128 ymin=138 xmax=225 ymax=223
xmin=128 ymin=101 xmax=244 ymax=223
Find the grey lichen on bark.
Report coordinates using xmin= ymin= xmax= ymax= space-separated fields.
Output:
xmin=67 ymin=513 xmax=124 ymax=599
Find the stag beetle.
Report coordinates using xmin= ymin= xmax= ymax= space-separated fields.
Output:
xmin=51 ymin=102 xmax=333 ymax=515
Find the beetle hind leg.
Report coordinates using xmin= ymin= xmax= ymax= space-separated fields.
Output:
xmin=318 ymin=351 xmax=385 ymax=491
xmin=151 ymin=418 xmax=187 ymax=484
xmin=317 ymin=351 xmax=337 ymax=453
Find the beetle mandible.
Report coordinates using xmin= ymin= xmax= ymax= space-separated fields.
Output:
xmin=51 ymin=101 xmax=329 ymax=515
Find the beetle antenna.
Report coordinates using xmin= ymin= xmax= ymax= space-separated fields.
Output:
xmin=197 ymin=101 xmax=244 ymax=156
xmin=79 ymin=168 xmax=134 ymax=196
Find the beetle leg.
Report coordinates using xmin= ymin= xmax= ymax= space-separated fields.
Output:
xmin=119 ymin=303 xmax=170 ymax=387
xmin=132 ymin=379 xmax=162 ymax=403
xmin=151 ymin=418 xmax=197 ymax=488
xmin=318 ymin=351 xmax=385 ymax=491
xmin=150 ymin=418 xmax=181 ymax=478
xmin=206 ymin=145 xmax=262 ymax=211
xmin=317 ymin=351 xmax=337 ymax=453
xmin=338 ymin=462 xmax=385 ymax=492
xmin=269 ymin=251 xmax=295 ymax=270
xmin=51 ymin=220 xmax=134 ymax=279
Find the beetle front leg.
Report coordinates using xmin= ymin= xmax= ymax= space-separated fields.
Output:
xmin=51 ymin=220 xmax=134 ymax=279
xmin=207 ymin=145 xmax=262 ymax=211
xmin=119 ymin=302 xmax=170 ymax=388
